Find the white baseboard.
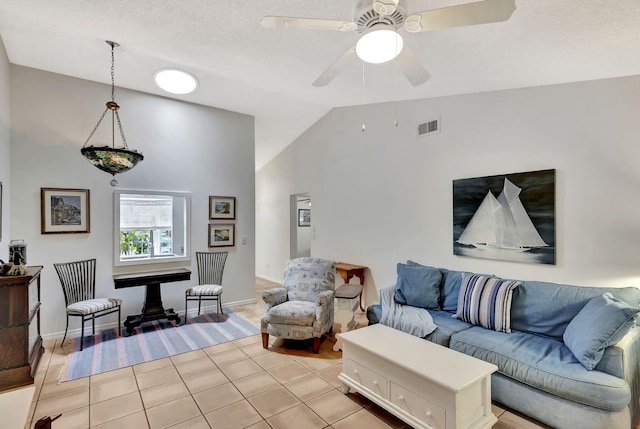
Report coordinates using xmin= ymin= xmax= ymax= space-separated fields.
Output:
xmin=256 ymin=274 xmax=283 ymax=284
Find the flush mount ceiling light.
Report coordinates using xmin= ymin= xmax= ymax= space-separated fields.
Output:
xmin=81 ymin=41 xmax=143 ymax=187
xmin=154 ymin=69 xmax=198 ymax=94
xmin=356 ymin=25 xmax=404 ymax=64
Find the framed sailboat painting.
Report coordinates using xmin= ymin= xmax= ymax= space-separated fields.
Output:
xmin=453 ymin=169 xmax=556 ymax=265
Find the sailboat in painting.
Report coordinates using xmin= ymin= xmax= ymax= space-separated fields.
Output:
xmin=457 ymin=178 xmax=548 ymax=252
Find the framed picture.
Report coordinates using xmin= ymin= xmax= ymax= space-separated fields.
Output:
xmin=209 ymin=196 xmax=236 ymax=220
xmin=208 ymin=224 xmax=235 ymax=247
xmin=41 ymin=188 xmax=90 ymax=234
xmin=298 ymin=209 xmax=311 ymax=227
xmin=453 ymin=169 xmax=555 ymax=265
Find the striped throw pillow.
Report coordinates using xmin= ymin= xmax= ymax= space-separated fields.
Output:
xmin=456 ymin=273 xmax=521 ymax=333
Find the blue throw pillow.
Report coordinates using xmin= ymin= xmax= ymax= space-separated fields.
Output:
xmin=563 ymin=293 xmax=640 ymax=370
xmin=456 ymin=273 xmax=521 ymax=333
xmin=394 ymin=263 xmax=441 ymax=310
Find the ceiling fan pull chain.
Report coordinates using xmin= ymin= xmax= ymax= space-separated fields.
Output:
xmin=361 ymin=60 xmax=366 ymax=132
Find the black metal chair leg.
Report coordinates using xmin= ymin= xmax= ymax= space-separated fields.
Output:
xmin=80 ymin=317 xmax=86 ymax=351
xmin=62 ymin=314 xmax=70 ymax=349
xmin=198 ymin=297 xmax=202 ymax=315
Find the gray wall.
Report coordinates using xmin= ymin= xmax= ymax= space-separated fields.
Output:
xmin=256 ymin=75 xmax=640 ymax=301
xmin=9 ymin=65 xmax=256 ymax=339
xmin=0 ymin=36 xmax=9 ymax=248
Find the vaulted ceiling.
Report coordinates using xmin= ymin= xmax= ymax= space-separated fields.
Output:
xmin=1 ymin=1 xmax=639 ymax=170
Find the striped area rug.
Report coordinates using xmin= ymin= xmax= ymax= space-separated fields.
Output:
xmin=59 ymin=310 xmax=259 ymax=382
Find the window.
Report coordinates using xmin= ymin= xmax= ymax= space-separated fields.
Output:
xmin=114 ymin=190 xmax=190 ymax=266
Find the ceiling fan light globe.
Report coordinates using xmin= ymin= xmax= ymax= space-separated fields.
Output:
xmin=356 ymin=27 xmax=404 ymax=64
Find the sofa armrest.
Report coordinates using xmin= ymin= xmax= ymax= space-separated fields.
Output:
xmin=262 ymin=287 xmax=288 ymax=312
xmin=596 ymin=326 xmax=640 ymax=424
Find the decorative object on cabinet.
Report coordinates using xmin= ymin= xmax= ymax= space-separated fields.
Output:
xmin=80 ymin=41 xmax=143 ymax=187
xmin=208 ymin=224 xmax=235 ymax=247
xmin=453 ymin=169 xmax=555 ymax=265
xmin=209 ymin=196 xmax=236 ymax=220
xmin=9 ymin=239 xmax=27 ymax=264
xmin=185 ymin=251 xmax=228 ymax=316
xmin=0 ymin=266 xmax=44 ymax=392
xmin=41 ymin=188 xmax=90 ymax=234
xmin=298 ymin=208 xmax=311 ymax=227
xmin=54 ymin=258 xmax=122 ymax=351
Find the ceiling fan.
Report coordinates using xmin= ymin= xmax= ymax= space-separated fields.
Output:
xmin=261 ymin=0 xmax=516 ymax=87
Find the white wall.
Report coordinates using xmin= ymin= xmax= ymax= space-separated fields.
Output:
xmin=256 ymin=76 xmax=640 ymax=305
xmin=10 ymin=66 xmax=256 ymax=339
xmin=0 ymin=36 xmax=9 ymax=250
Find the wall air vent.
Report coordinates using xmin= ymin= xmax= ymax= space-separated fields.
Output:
xmin=417 ymin=118 xmax=440 ymax=137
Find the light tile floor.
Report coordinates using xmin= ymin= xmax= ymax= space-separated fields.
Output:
xmin=26 ymin=277 xmax=553 ymax=429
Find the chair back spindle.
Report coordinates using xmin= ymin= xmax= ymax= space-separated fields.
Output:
xmin=196 ymin=252 xmax=227 ymax=285
xmin=54 ymin=258 xmax=97 ymax=306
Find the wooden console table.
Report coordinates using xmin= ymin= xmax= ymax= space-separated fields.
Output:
xmin=335 ymin=262 xmax=367 ymax=311
xmin=113 ymin=268 xmax=191 ymax=335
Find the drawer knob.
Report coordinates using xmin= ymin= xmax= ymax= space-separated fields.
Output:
xmin=353 ymin=369 xmax=358 ymax=375
xmin=373 ymin=380 xmax=378 ymax=386
xmin=425 ymin=411 xmax=432 ymax=418
xmin=398 ymin=395 xmax=405 ymax=401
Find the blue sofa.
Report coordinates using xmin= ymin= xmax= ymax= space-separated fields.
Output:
xmin=367 ymin=263 xmax=640 ymax=429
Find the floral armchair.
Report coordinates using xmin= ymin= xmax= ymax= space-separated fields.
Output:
xmin=261 ymin=257 xmax=336 ymax=354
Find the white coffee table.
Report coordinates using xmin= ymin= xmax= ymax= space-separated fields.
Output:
xmin=338 ymin=323 xmax=498 ymax=429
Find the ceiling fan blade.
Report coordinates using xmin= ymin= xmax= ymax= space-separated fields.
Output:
xmin=312 ymin=47 xmax=357 ymax=87
xmin=396 ymin=46 xmax=430 ymax=86
xmin=373 ymin=0 xmax=399 ymax=16
xmin=404 ymin=0 xmax=516 ymax=33
xmin=261 ymin=16 xmax=356 ymax=31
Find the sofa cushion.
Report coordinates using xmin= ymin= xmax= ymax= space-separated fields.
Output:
xmin=425 ymin=310 xmax=474 ymax=347
xmin=510 ymin=280 xmax=640 ymax=341
xmin=393 ymin=263 xmax=441 ymax=310
xmin=456 ymin=273 xmax=520 ymax=333
xmin=366 ymin=304 xmax=382 ymax=325
xmin=450 ymin=327 xmax=631 ymax=411
xmin=564 ymin=293 xmax=640 ymax=370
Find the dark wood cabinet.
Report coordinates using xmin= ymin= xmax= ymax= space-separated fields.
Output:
xmin=0 ymin=266 xmax=44 ymax=392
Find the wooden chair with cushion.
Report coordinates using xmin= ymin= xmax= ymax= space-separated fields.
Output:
xmin=185 ymin=251 xmax=228 ymax=317
xmin=53 ymin=258 xmax=122 ymax=351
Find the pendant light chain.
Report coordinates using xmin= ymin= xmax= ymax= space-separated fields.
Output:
xmin=80 ymin=40 xmax=143 ymax=184
xmin=110 ymin=43 xmax=115 ymax=102
xmin=82 ymin=41 xmax=129 ymax=149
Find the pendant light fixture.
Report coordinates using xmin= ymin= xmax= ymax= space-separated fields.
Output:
xmin=81 ymin=41 xmax=143 ymax=187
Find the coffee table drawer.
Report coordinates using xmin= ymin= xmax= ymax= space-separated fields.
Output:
xmin=347 ymin=359 xmax=388 ymax=398
xmin=391 ymin=382 xmax=446 ymax=428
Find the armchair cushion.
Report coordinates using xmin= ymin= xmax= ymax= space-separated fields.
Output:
xmin=266 ymin=301 xmax=316 ymax=326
